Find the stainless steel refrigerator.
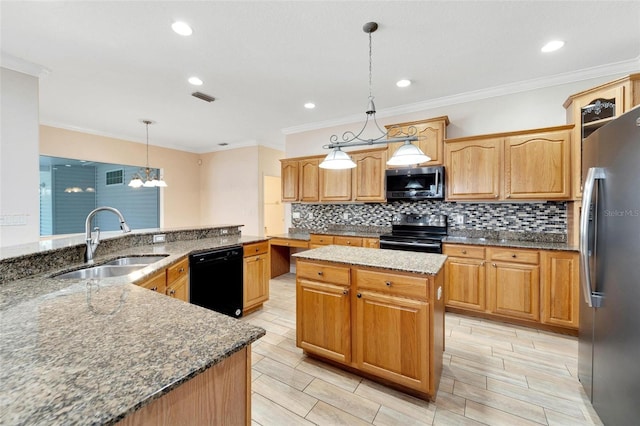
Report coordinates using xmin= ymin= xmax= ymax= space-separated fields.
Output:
xmin=579 ymin=106 xmax=640 ymax=425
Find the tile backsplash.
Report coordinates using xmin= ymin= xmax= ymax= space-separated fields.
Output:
xmin=291 ymin=201 xmax=567 ymax=234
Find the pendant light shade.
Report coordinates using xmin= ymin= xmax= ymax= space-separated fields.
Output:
xmin=386 ymin=141 xmax=431 ymax=166
xmin=128 ymin=120 xmax=167 ymax=188
xmin=319 ymin=148 xmax=357 ymax=169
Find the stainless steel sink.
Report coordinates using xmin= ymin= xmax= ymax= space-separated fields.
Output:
xmin=54 ymin=265 xmax=147 ymax=279
xmin=104 ymin=255 xmax=168 ymax=266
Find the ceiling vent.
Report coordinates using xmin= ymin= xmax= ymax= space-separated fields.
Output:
xmin=192 ymin=92 xmax=216 ymax=103
xmin=218 ymin=143 xmax=228 ymax=146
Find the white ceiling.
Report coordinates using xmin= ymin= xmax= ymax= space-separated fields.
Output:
xmin=2 ymin=1 xmax=639 ymax=153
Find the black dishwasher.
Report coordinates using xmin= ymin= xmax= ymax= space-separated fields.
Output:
xmin=189 ymin=246 xmax=243 ymax=318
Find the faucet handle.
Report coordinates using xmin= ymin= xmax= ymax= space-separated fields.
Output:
xmin=93 ymin=226 xmax=101 ymax=243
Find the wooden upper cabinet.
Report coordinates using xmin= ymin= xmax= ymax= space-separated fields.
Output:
xmin=319 ymin=167 xmax=352 ymax=202
xmin=280 ymin=159 xmax=299 ymax=202
xmin=385 ymin=116 xmax=449 ymax=167
xmin=299 ymin=158 xmax=320 ymax=202
xmin=445 ymin=138 xmax=502 ymax=200
xmin=351 ymin=148 xmax=387 ymax=202
xmin=505 ymin=129 xmax=571 ymax=200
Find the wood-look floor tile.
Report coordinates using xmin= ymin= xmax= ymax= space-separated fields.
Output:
xmin=449 ymin=356 xmax=529 ymax=388
xmin=433 ymin=406 xmax=485 ymax=425
xmin=441 ymin=364 xmax=487 ymax=389
xmin=497 ymin=344 xmax=576 ymax=370
xmin=502 ymin=357 xmax=573 ymax=380
xmin=251 ymin=392 xmax=315 ymax=426
xmin=247 ymin=317 xmax=292 ymax=336
xmin=434 ymin=389 xmax=466 ymax=416
xmin=463 ymin=399 xmax=543 ymax=426
xmin=354 ymin=379 xmax=434 ymax=423
xmin=438 ymin=375 xmax=455 ymax=394
xmin=373 ymin=405 xmax=432 ymax=426
xmin=253 ymin=374 xmax=318 ymax=417
xmin=544 ymin=407 xmax=600 ymax=426
xmin=252 ymin=352 xmax=264 ymax=365
xmin=454 ymin=381 xmax=547 ymax=424
xmin=305 ymin=401 xmax=372 ymax=426
xmin=445 ymin=338 xmax=494 ymax=356
xmin=486 ymin=377 xmax=585 ymax=420
xmin=251 ymin=368 xmax=262 ymax=382
xmin=446 ymin=344 xmax=505 ymax=368
xmin=296 ymin=357 xmax=362 ymax=392
xmin=253 ymin=356 xmax=314 ymax=391
xmin=276 ymin=336 xmax=304 ymax=355
xmin=258 ymin=331 xmax=287 ymax=346
xmin=525 ymin=375 xmax=588 ymax=402
xmin=450 ymin=329 xmax=514 ymax=350
xmin=252 ymin=340 xmax=306 ymax=368
xmin=304 ymin=378 xmax=380 ymax=423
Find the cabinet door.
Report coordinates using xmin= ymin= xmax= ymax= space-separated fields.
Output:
xmin=319 ymin=167 xmax=352 ymax=201
xmin=243 ymin=254 xmax=269 ymax=311
xmin=137 ymin=270 xmax=167 ymax=294
xmin=362 ymin=238 xmax=379 ymax=249
xmin=351 ymin=149 xmax=386 ymax=202
xmin=167 ymin=274 xmax=189 ymax=302
xmin=445 ymin=138 xmax=502 ymax=200
xmin=386 ymin=118 xmax=447 ymax=166
xmin=445 ymin=258 xmax=486 ymax=311
xmin=541 ymin=251 xmax=580 ymax=328
xmin=281 ymin=160 xmax=299 ymax=202
xmin=505 ymin=130 xmax=571 ymax=200
xmin=355 ymin=290 xmax=429 ymax=392
xmin=296 ymin=279 xmax=351 ymax=363
xmin=299 ymin=158 xmax=320 ymax=202
xmin=487 ymin=262 xmax=540 ymax=321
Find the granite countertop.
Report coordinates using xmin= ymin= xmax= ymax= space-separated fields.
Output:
xmin=443 ymin=236 xmax=579 ymax=252
xmin=268 ymin=230 xmax=385 ymax=240
xmin=293 ymin=245 xmax=447 ymax=275
xmin=0 ymin=233 xmax=267 ymax=425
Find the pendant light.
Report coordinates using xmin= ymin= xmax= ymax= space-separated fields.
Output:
xmin=128 ymin=120 xmax=167 ymax=188
xmin=320 ymin=22 xmax=429 ymax=170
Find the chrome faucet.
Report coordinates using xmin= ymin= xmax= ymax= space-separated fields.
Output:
xmin=85 ymin=207 xmax=131 ymax=262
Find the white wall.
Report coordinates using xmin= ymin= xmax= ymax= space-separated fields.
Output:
xmin=0 ymin=68 xmax=40 ymax=247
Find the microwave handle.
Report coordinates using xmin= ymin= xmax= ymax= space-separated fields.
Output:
xmin=435 ymin=168 xmax=439 ymax=194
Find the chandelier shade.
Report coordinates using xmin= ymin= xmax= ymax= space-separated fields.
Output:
xmin=128 ymin=120 xmax=167 ymax=188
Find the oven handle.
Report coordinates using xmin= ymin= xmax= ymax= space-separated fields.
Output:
xmin=380 ymin=240 xmax=441 ymax=248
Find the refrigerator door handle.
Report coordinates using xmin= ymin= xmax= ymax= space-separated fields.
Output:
xmin=580 ymin=167 xmax=605 ymax=308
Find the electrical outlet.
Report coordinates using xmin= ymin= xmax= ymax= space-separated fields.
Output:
xmin=221 ymin=229 xmax=228 ymax=234
xmin=152 ymin=234 xmax=166 ymax=243
xmin=292 ymin=212 xmax=301 ymax=219
xmin=308 ymin=212 xmax=313 ymax=219
xmin=455 ymin=214 xmax=465 ymax=224
xmin=343 ymin=212 xmax=350 ymax=220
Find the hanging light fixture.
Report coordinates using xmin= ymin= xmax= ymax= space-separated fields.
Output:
xmin=128 ymin=120 xmax=168 ymax=188
xmin=320 ymin=22 xmax=430 ymax=170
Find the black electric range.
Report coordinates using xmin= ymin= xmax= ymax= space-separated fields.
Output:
xmin=379 ymin=214 xmax=448 ymax=253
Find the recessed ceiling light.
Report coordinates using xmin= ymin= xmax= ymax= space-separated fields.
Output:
xmin=396 ymin=79 xmax=411 ymax=88
xmin=188 ymin=76 xmax=203 ymax=86
xmin=172 ymin=21 xmax=193 ymax=36
xmin=304 ymin=102 xmax=316 ymax=109
xmin=541 ymin=40 xmax=564 ymax=53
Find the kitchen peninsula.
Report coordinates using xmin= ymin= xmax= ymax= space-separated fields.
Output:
xmin=294 ymin=245 xmax=446 ymax=400
xmin=0 ymin=226 xmax=266 ymax=425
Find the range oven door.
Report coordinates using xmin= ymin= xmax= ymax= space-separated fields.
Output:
xmin=379 ymin=238 xmax=442 ymax=253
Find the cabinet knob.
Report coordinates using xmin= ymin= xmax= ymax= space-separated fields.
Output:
xmin=317 ymin=271 xmax=323 ymax=276
xmin=343 ymin=289 xmax=349 ymax=295
xmin=481 ymin=261 xmax=485 ymax=266
xmin=385 ymin=281 xmax=392 ymax=287
xmin=169 ymin=289 xmax=176 ymax=296
xmin=256 ymin=247 xmax=259 ymax=251
xmin=494 ymin=194 xmax=499 ymax=198
xmin=179 ymin=267 xmax=185 ymax=273
xmin=492 ymin=263 xmax=497 ymax=267
xmin=512 ymin=254 xmax=517 ymax=258
xmin=150 ymin=286 xmax=157 ymax=291
xmin=462 ymin=250 xmax=467 ymax=254
xmin=347 ymin=241 xmax=351 ymax=245
xmin=256 ymin=256 xmax=260 ymax=260
xmin=357 ymin=293 xmax=362 ymax=298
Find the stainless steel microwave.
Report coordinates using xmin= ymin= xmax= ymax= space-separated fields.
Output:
xmin=386 ymin=166 xmax=445 ymax=201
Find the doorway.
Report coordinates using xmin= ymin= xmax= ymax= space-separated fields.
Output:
xmin=263 ymin=175 xmax=284 ymax=236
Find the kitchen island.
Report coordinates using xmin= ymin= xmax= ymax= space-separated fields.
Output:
xmin=293 ymin=245 xmax=446 ymax=401
xmin=0 ymin=227 xmax=266 ymax=425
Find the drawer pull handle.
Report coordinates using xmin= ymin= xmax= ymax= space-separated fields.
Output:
xmin=150 ymin=286 xmax=157 ymax=291
xmin=317 ymin=271 xmax=323 ymax=276
xmin=179 ymin=267 xmax=185 ymax=273
xmin=512 ymin=254 xmax=517 ymax=258
xmin=256 ymin=247 xmax=259 ymax=251
xmin=343 ymin=290 xmax=349 ymax=295
xmin=357 ymin=293 xmax=362 ymax=298
xmin=169 ymin=289 xmax=176 ymax=296
xmin=385 ymin=281 xmax=392 ymax=287
xmin=256 ymin=257 xmax=260 ymax=260
xmin=462 ymin=250 xmax=467 ymax=254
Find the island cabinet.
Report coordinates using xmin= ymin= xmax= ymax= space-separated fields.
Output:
xmin=136 ymin=257 xmax=189 ymax=302
xmin=385 ymin=116 xmax=449 ymax=167
xmin=243 ymin=241 xmax=270 ymax=314
xmin=444 ymin=125 xmax=572 ymax=201
xmin=296 ymin=258 xmax=444 ymax=400
xmin=443 ymin=243 xmax=579 ymax=331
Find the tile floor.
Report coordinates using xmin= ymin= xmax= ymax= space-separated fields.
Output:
xmin=241 ymin=273 xmax=602 ymax=426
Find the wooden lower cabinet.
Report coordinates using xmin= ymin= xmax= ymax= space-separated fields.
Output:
xmin=135 ymin=257 xmax=189 ymax=302
xmin=309 ymin=234 xmax=379 ymax=250
xmin=296 ymin=259 xmax=443 ymax=400
xmin=443 ymin=243 xmax=578 ymax=331
xmin=243 ymin=241 xmax=270 ymax=314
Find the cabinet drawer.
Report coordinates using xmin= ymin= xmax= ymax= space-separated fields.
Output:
xmin=310 ymin=234 xmax=334 ymax=245
xmin=167 ymin=257 xmax=189 ymax=284
xmin=488 ymin=248 xmax=539 ymax=264
xmin=297 ymin=260 xmax=350 ymax=285
xmin=362 ymin=238 xmax=380 ymax=249
xmin=334 ymin=236 xmax=363 ymax=247
xmin=356 ymin=269 xmax=428 ymax=299
xmin=137 ymin=270 xmax=167 ymax=294
xmin=244 ymin=241 xmax=269 ymax=257
xmin=269 ymin=238 xmax=309 ymax=249
xmin=443 ymin=244 xmax=485 ymax=259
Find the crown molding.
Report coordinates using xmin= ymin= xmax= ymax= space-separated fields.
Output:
xmin=1 ymin=52 xmax=51 ymax=78
xmin=281 ymin=57 xmax=640 ymax=135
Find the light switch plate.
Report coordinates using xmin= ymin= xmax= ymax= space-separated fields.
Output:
xmin=292 ymin=212 xmax=301 ymax=219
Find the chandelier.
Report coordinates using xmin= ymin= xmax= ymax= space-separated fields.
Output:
xmin=320 ymin=22 xmax=430 ymax=170
xmin=128 ymin=120 xmax=167 ymax=188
